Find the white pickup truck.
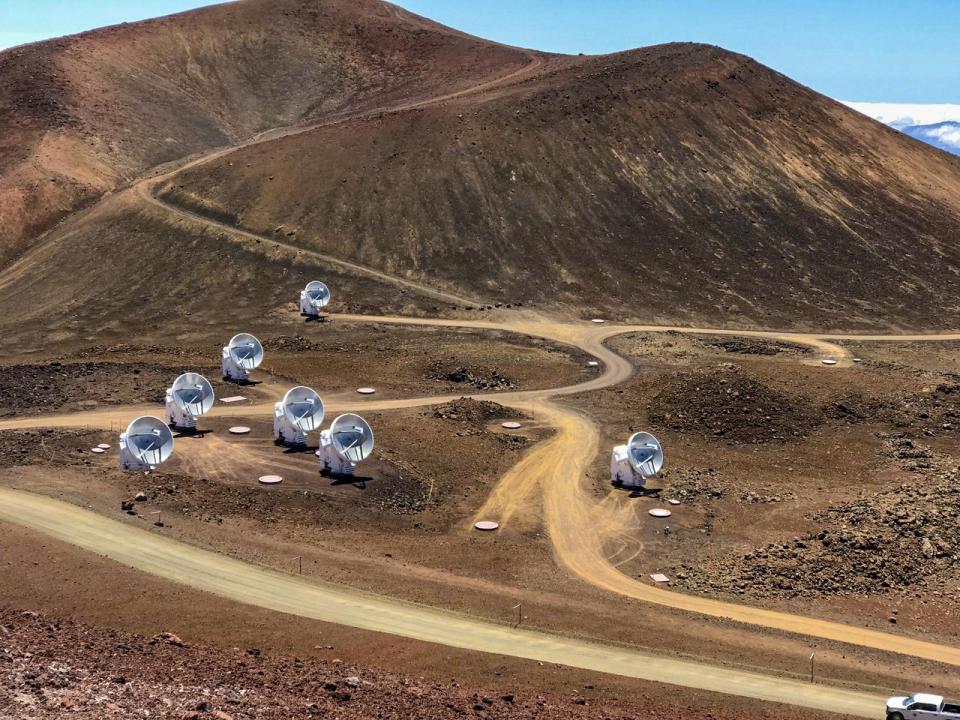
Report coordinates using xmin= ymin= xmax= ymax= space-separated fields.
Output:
xmin=887 ymin=693 xmax=960 ymax=720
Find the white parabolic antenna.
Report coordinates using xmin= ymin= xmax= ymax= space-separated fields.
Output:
xmin=300 ymin=281 xmax=331 ymax=316
xmin=165 ymin=372 xmax=214 ymax=429
xmin=273 ymin=385 xmax=324 ymax=445
xmin=119 ymin=416 xmax=174 ymax=471
xmin=319 ymin=413 xmax=374 ymax=476
xmin=627 ymin=431 xmax=663 ymax=477
xmin=330 ymin=413 xmax=374 ymax=462
xmin=610 ymin=431 xmax=663 ymax=489
xmin=282 ymin=386 xmax=325 ymax=432
xmin=222 ymin=333 xmax=263 ymax=381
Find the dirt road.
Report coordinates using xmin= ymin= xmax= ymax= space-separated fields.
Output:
xmin=0 ymin=487 xmax=884 ymax=718
xmin=5 ymin=313 xmax=960 ymax=671
xmin=5 ymin=42 xmax=960 ymax=710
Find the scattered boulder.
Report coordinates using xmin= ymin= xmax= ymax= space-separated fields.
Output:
xmin=149 ymin=632 xmax=185 ymax=647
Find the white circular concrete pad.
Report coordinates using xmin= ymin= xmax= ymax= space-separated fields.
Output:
xmin=474 ymin=521 xmax=499 ymax=531
xmin=587 ymin=361 xmax=600 ymax=367
xmin=502 ymin=422 xmax=522 ymax=429
xmin=229 ymin=426 xmax=251 ymax=435
xmin=821 ymin=359 xmax=838 ymax=366
xmin=667 ymin=498 xmax=681 ymax=506
xmin=97 ymin=443 xmax=111 ymax=449
xmin=357 ymin=387 xmax=376 ymax=395
xmin=853 ymin=357 xmax=862 ymax=363
xmin=90 ymin=448 xmax=105 ymax=454
xmin=648 ymin=508 xmax=672 ymax=518
xmin=591 ymin=318 xmax=605 ymax=324
xmin=258 ymin=475 xmax=283 ymax=485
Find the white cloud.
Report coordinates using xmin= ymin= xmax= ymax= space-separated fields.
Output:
xmin=841 ymin=101 xmax=960 ymax=129
xmin=916 ymin=123 xmax=960 ymax=151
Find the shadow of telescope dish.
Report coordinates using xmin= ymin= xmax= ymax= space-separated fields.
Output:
xmin=329 ymin=413 xmax=374 ymax=462
xmin=304 ymin=281 xmax=330 ymax=309
xmin=124 ymin=416 xmax=174 ymax=466
xmin=281 ymin=386 xmax=325 ymax=432
xmin=170 ymin=372 xmax=215 ymax=417
xmin=228 ymin=333 xmax=263 ymax=370
xmin=627 ymin=432 xmax=663 ymax=477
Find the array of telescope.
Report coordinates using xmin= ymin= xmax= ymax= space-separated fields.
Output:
xmin=120 ymin=280 xmax=373 ymax=476
xmin=119 ymin=279 xmax=663 ymax=486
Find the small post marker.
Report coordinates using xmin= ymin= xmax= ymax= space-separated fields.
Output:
xmin=809 ymin=652 xmax=815 ymax=683
xmin=512 ymin=602 xmax=522 ymax=626
xmin=150 ymin=510 xmax=162 ymax=527
xmin=293 ymin=556 xmax=302 ymax=575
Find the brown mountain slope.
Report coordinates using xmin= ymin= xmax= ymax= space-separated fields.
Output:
xmin=0 ymin=0 xmax=531 ymax=267
xmin=158 ymin=42 xmax=960 ymax=330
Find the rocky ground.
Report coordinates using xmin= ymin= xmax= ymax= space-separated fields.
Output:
xmin=1 ymin=324 xmax=587 ymax=416
xmin=670 ymin=435 xmax=960 ymax=601
xmin=0 ymin=363 xmax=210 ymax=417
xmin=0 ymin=429 xmax=106 ymax=468
xmin=0 ymin=609 xmax=811 ymax=720
xmin=647 ymin=365 xmax=823 ymax=443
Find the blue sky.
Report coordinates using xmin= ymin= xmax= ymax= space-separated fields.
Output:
xmin=1 ymin=0 xmax=957 ymax=103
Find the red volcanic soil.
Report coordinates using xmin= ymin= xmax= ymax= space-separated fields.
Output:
xmin=160 ymin=42 xmax=960 ymax=329
xmin=0 ymin=606 xmax=837 ymax=720
xmin=1 ymin=2 xmax=959 ymax=331
xmin=0 ymin=0 xmax=531 ymax=266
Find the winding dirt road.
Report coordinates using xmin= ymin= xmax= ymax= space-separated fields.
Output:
xmin=5 ymin=43 xmax=960 ymax=715
xmin=0 ymin=487 xmax=885 ymax=717
xmin=5 ymin=313 xmax=960 ymax=675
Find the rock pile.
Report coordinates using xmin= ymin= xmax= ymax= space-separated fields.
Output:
xmin=649 ymin=366 xmax=821 ymax=443
xmin=674 ymin=460 xmax=960 ymax=599
xmin=428 ymin=361 xmax=513 ymax=390
xmin=432 ymin=398 xmax=515 ymax=426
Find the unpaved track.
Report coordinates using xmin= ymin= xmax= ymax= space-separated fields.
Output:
xmin=131 ymin=54 xmax=549 ymax=309
xmin=0 ymin=52 xmax=545 ymax=302
xmin=0 ymin=487 xmax=884 ymax=717
xmin=4 ymin=43 xmax=960 ymax=710
xmin=6 ymin=313 xmax=960 ymax=671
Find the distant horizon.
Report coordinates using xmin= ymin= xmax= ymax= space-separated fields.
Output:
xmin=1 ymin=0 xmax=957 ymax=104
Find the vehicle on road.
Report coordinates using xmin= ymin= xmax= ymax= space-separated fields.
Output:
xmin=887 ymin=693 xmax=960 ymax=719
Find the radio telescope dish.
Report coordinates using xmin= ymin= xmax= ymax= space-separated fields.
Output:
xmin=273 ymin=385 xmax=324 ymax=446
xmin=610 ymin=431 xmax=663 ymax=489
xmin=299 ymin=281 xmax=331 ymax=316
xmin=319 ymin=413 xmax=374 ymax=476
xmin=221 ymin=333 xmax=263 ymax=381
xmin=165 ymin=372 xmax=214 ymax=429
xmin=627 ymin=432 xmax=663 ymax=477
xmin=119 ymin=416 xmax=174 ymax=471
